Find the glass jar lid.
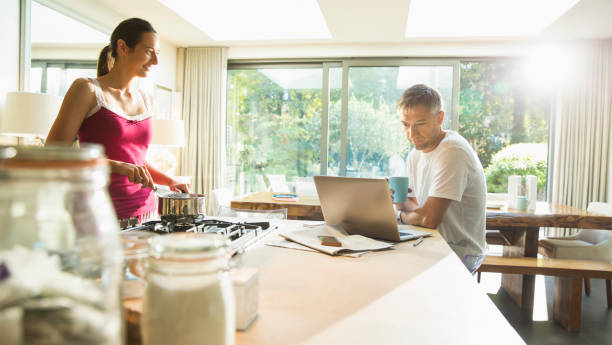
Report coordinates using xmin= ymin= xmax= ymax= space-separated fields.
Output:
xmin=121 ymin=231 xmax=158 ymax=259
xmin=149 ymin=233 xmax=230 ymax=261
xmin=9 ymin=143 xmax=104 ymax=162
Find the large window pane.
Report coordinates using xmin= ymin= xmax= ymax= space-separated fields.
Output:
xmin=345 ymin=66 xmax=453 ymax=177
xmin=226 ymin=68 xmax=323 ymax=195
xmin=459 ymin=61 xmax=549 ymax=198
xmin=65 ymin=68 xmax=96 ymax=95
xmin=45 ymin=67 xmax=62 ymax=96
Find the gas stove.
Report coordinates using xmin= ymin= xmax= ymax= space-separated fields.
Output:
xmin=120 ymin=216 xmax=272 ymax=251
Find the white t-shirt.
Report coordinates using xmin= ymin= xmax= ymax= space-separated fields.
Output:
xmin=406 ymin=131 xmax=487 ymax=260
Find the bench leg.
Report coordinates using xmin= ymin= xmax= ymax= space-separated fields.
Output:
xmin=553 ymin=276 xmax=582 ymax=332
xmin=499 ymin=227 xmax=539 ymax=310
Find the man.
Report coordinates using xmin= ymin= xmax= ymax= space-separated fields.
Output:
xmin=394 ymin=84 xmax=487 ymax=273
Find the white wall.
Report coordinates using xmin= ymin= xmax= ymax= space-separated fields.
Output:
xmin=0 ymin=0 xmax=20 ymax=109
xmin=31 ymin=44 xmax=102 ymax=60
xmin=150 ymin=38 xmax=177 ymax=90
xmin=0 ymin=0 xmax=21 ymax=145
xmin=226 ymin=41 xmax=538 ymax=60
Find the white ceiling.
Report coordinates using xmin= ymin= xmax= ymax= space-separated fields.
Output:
xmin=45 ymin=0 xmax=612 ymax=48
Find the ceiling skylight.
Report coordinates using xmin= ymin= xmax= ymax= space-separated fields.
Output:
xmin=31 ymin=1 xmax=108 ymax=44
xmin=157 ymin=0 xmax=331 ymax=41
xmin=405 ymin=0 xmax=580 ymax=37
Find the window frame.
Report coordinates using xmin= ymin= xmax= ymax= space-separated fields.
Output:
xmin=227 ymin=58 xmax=461 ymax=177
xmin=226 ymin=57 xmax=551 ymax=199
xmin=31 ymin=59 xmax=96 ymax=93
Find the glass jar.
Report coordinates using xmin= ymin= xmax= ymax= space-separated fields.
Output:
xmin=120 ymin=231 xmax=157 ymax=299
xmin=0 ymin=144 xmax=123 ymax=345
xmin=142 ymin=233 xmax=235 ymax=345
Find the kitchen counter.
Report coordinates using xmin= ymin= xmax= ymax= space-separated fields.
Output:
xmin=235 ymin=220 xmax=524 ymax=345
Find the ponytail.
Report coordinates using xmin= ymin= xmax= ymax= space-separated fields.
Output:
xmin=97 ymin=45 xmax=113 ymax=77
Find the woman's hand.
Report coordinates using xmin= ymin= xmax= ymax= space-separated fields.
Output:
xmin=169 ymin=180 xmax=191 ymax=193
xmin=143 ymin=163 xmax=191 ymax=193
xmin=111 ymin=161 xmax=155 ymax=189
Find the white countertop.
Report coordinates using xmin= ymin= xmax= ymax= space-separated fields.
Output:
xmin=235 ymin=220 xmax=525 ymax=345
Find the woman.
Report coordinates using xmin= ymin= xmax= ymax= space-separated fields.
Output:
xmin=47 ymin=18 xmax=189 ymax=226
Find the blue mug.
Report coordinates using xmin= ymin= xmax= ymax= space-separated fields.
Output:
xmin=389 ymin=176 xmax=410 ymax=203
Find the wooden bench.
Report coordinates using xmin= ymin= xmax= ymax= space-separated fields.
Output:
xmin=477 ymin=256 xmax=612 ymax=332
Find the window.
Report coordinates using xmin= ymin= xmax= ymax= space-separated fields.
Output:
xmin=459 ymin=61 xmax=550 ymax=197
xmin=226 ymin=67 xmax=324 ymax=194
xmin=30 ymin=60 xmax=97 ymax=96
xmin=342 ymin=65 xmax=454 ymax=177
xmin=226 ymin=58 xmax=550 ymax=197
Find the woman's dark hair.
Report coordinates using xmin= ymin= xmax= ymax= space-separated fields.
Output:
xmin=97 ymin=18 xmax=156 ymax=77
xmin=96 ymin=45 xmax=113 ymax=77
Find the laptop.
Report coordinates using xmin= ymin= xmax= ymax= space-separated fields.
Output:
xmin=313 ymin=176 xmax=432 ymax=242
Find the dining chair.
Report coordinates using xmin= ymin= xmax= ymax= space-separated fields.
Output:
xmin=538 ymin=202 xmax=612 ymax=308
xmin=212 ymin=188 xmax=233 ymax=216
xmin=294 ymin=181 xmax=317 ymax=196
xmin=217 ymin=206 xmax=288 ymax=220
xmin=266 ymin=174 xmax=291 ymax=193
xmin=255 ymin=174 xmax=269 ymax=192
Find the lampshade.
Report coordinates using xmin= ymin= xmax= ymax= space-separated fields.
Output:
xmin=151 ymin=119 xmax=185 ymax=146
xmin=1 ymin=92 xmax=63 ymax=137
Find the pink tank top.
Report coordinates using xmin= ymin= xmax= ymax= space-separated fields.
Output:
xmin=78 ymin=78 xmax=155 ymax=220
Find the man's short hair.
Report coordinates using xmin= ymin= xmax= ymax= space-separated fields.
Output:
xmin=397 ymin=84 xmax=442 ymax=114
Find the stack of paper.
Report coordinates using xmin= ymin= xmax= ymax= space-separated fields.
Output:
xmin=278 ymin=224 xmax=394 ymax=256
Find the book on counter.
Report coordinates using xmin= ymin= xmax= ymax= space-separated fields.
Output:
xmin=272 ymin=193 xmax=298 ymax=202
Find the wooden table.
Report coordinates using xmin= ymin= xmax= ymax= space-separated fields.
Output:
xmin=231 ymin=193 xmax=612 ymax=311
xmin=231 ymin=192 xmax=323 ymax=220
xmin=486 ymin=202 xmax=612 ymax=311
xmin=235 ymin=220 xmax=524 ymax=345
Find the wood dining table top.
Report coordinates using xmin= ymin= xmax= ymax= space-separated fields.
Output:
xmin=231 ymin=192 xmax=612 ymax=229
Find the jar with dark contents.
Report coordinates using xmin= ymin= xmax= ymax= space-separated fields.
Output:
xmin=0 ymin=144 xmax=124 ymax=345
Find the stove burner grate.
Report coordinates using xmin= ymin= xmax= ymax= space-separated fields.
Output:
xmin=121 ymin=217 xmax=272 ymax=251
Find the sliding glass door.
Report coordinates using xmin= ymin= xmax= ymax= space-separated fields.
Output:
xmin=226 ymin=66 xmax=324 ymax=194
xmin=225 ymin=59 xmax=460 ymax=194
xmin=340 ymin=62 xmax=456 ymax=177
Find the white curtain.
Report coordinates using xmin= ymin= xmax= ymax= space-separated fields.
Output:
xmin=180 ymin=47 xmax=228 ymax=216
xmin=547 ymin=40 xmax=612 ymax=236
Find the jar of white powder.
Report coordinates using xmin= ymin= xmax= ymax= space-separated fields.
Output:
xmin=141 ymin=233 xmax=235 ymax=345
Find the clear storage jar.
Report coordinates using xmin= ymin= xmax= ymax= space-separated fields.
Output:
xmin=0 ymin=145 xmax=123 ymax=345
xmin=142 ymin=233 xmax=235 ymax=345
xmin=120 ymin=231 xmax=156 ymax=299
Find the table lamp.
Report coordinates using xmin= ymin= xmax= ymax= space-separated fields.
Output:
xmin=148 ymin=119 xmax=185 ymax=176
xmin=151 ymin=119 xmax=185 ymax=147
xmin=1 ymin=92 xmax=63 ymax=138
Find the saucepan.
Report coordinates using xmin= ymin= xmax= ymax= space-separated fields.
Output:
xmin=157 ymin=190 xmax=206 ymax=217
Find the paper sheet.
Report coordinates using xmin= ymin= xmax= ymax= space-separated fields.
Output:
xmin=265 ymin=238 xmax=370 ymax=258
xmin=278 ymin=224 xmax=394 ymax=256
